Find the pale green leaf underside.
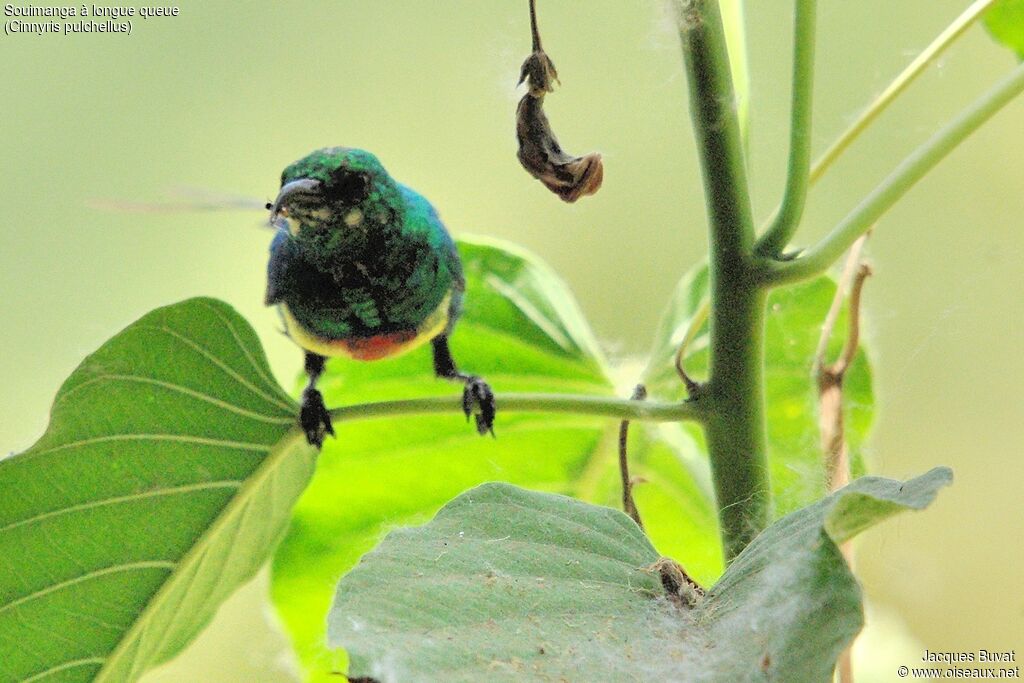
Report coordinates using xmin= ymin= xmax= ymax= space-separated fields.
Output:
xmin=270 ymin=238 xmax=719 ymax=681
xmin=330 ymin=469 xmax=951 ymax=682
xmin=0 ymin=298 xmax=315 ymax=683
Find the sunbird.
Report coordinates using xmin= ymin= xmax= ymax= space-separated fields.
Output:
xmin=265 ymin=147 xmax=496 ymax=447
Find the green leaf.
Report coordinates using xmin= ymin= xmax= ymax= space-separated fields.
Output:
xmin=985 ymin=0 xmax=1024 ymax=60
xmin=270 ymin=238 xmax=720 ymax=680
xmin=0 ymin=298 xmax=315 ymax=683
xmin=642 ymin=263 xmax=874 ymax=515
xmin=329 ymin=469 xmax=951 ymax=682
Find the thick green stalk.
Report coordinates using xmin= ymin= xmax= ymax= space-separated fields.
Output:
xmin=765 ymin=60 xmax=1024 ymax=285
xmin=755 ymin=0 xmax=818 ymax=257
xmin=677 ymin=0 xmax=771 ymax=560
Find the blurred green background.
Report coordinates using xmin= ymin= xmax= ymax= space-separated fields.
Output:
xmin=2 ymin=1 xmax=1021 ymax=680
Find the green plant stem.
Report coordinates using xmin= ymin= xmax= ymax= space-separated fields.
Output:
xmin=809 ymin=0 xmax=998 ymax=186
xmin=764 ymin=60 xmax=1024 ymax=285
xmin=677 ymin=0 xmax=771 ymax=561
xmin=327 ymin=392 xmax=707 ymax=425
xmin=754 ymin=0 xmax=818 ymax=257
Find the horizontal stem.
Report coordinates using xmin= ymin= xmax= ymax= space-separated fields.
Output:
xmin=764 ymin=60 xmax=1024 ymax=285
xmin=809 ymin=0 xmax=998 ymax=185
xmin=326 ymin=392 xmax=707 ymax=425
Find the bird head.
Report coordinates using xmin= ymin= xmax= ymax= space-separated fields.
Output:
xmin=268 ymin=147 xmax=399 ymax=237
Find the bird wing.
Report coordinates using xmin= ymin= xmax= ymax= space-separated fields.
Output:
xmin=265 ymin=228 xmax=294 ymax=305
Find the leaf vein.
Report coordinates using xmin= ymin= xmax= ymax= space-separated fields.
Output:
xmin=55 ymin=374 xmax=294 ymax=425
xmin=0 ymin=481 xmax=243 ymax=534
xmin=0 ymin=562 xmax=176 ymax=615
xmin=194 ymin=300 xmax=288 ymax=399
xmin=20 ymin=656 xmax=105 ymax=683
xmin=135 ymin=323 xmax=293 ymax=413
xmin=26 ymin=433 xmax=271 ymax=459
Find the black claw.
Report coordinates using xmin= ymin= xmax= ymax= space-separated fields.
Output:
xmin=299 ymin=387 xmax=334 ymax=448
xmin=462 ymin=376 xmax=496 ymax=437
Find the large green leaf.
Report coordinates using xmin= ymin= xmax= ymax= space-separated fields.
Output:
xmin=270 ymin=238 xmax=720 ymax=680
xmin=0 ymin=299 xmax=315 ymax=683
xmin=329 ymin=469 xmax=951 ymax=682
xmin=642 ymin=263 xmax=874 ymax=516
xmin=985 ymin=0 xmax=1024 ymax=60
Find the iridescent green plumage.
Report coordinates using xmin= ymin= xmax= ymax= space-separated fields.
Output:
xmin=267 ymin=148 xmax=462 ymax=346
xmin=265 ymin=147 xmax=494 ymax=446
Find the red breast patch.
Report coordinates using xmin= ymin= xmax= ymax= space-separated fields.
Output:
xmin=339 ymin=330 xmax=418 ymax=361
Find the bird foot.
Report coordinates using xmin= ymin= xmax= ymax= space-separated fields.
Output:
xmin=462 ymin=376 xmax=496 ymax=436
xmin=299 ymin=387 xmax=334 ymax=448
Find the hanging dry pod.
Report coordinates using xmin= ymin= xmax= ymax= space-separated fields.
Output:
xmin=515 ymin=2 xmax=603 ymax=202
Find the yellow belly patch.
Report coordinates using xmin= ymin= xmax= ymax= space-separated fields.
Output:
xmin=280 ymin=292 xmax=451 ymax=361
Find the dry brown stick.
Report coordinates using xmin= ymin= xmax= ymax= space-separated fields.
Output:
xmin=618 ymin=384 xmax=647 ymax=530
xmin=620 ymin=384 xmax=707 ymax=608
xmin=528 ymin=0 xmax=542 ymax=52
xmin=814 ymin=233 xmax=871 ymax=683
xmin=817 ymin=253 xmax=871 ymax=527
xmin=815 ymin=233 xmax=871 ymax=493
xmin=813 ymin=233 xmax=869 ymax=377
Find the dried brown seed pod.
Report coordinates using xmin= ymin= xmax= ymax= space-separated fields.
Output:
xmin=516 ymin=53 xmax=604 ymax=203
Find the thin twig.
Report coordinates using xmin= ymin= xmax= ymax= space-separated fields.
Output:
xmin=757 ymin=0 xmax=994 ymax=256
xmin=815 ymin=235 xmax=871 ymax=683
xmin=831 ymin=262 xmax=870 ymax=378
xmin=763 ymin=61 xmax=1024 ymax=286
xmin=809 ymin=0 xmax=999 ymax=186
xmin=528 ymin=0 xmax=542 ymax=52
xmin=815 ymin=235 xmax=871 ymax=493
xmin=812 ymin=233 xmax=869 ymax=375
xmin=674 ymin=298 xmax=710 ymax=397
xmin=618 ymin=385 xmax=647 ymax=530
xmin=817 ymin=263 xmax=872 ymax=493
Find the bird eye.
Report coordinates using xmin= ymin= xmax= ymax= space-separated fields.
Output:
xmin=326 ymin=173 xmax=369 ymax=204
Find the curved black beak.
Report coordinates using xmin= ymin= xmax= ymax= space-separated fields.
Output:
xmin=269 ymin=178 xmax=323 ymax=223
